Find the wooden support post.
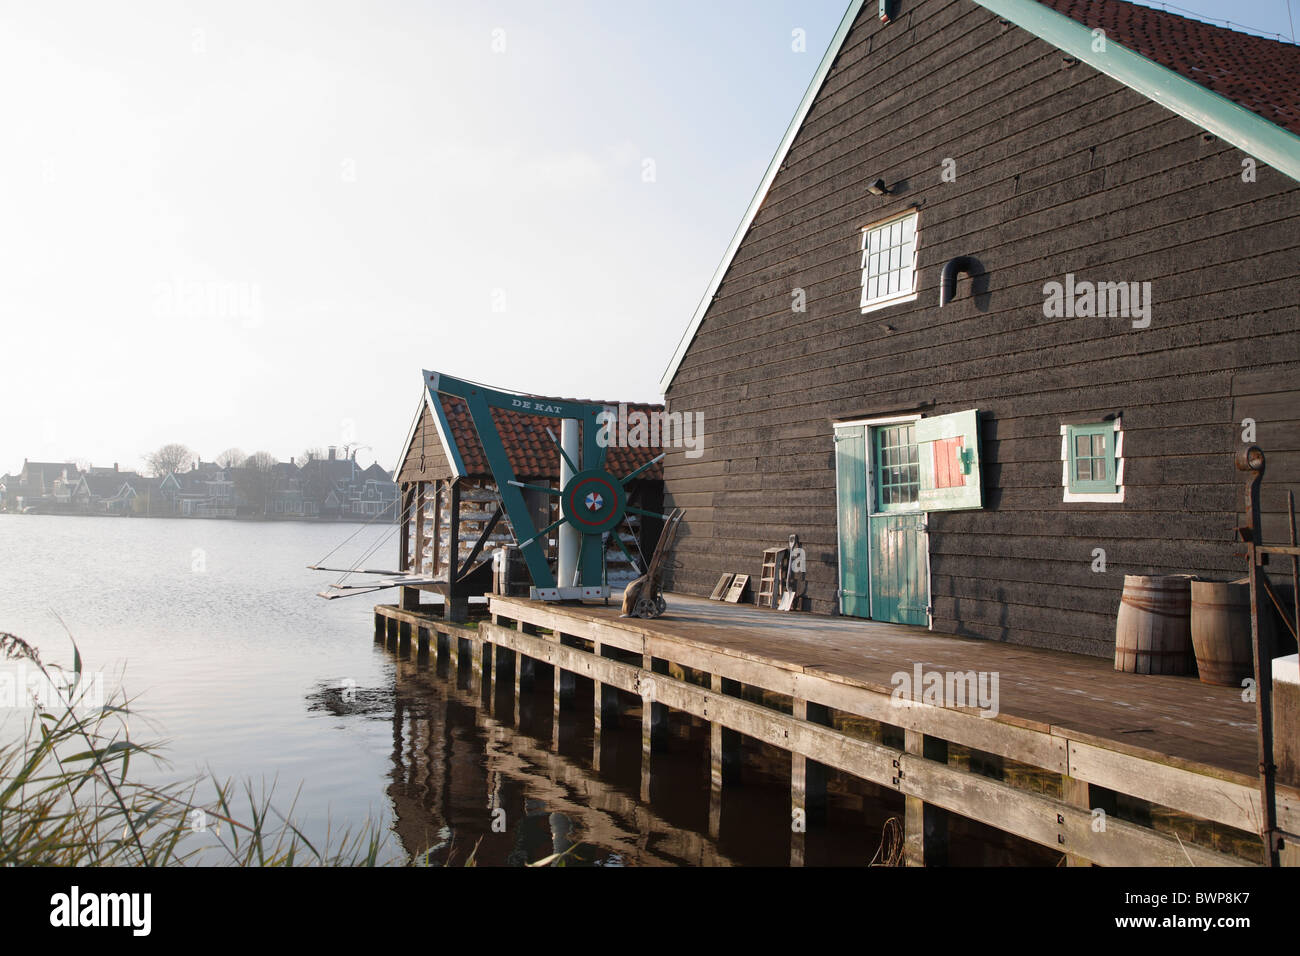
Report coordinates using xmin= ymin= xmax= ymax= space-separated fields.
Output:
xmin=485 ymin=641 xmax=496 ymax=713
xmin=791 ymin=698 xmax=808 ymax=867
xmin=552 ymin=661 xmax=563 ymax=752
xmin=709 ymin=673 xmax=723 ymax=839
xmin=397 ymin=619 xmax=411 ymax=656
xmin=790 ymin=699 xmax=829 ymax=866
xmin=386 ymin=616 xmax=398 ymax=649
xmin=708 ymin=674 xmax=744 ymax=840
xmin=904 ymin=730 xmax=949 ymax=867
xmin=398 ymin=487 xmax=410 ymax=568
xmin=416 ymin=625 xmax=430 ymax=660
xmin=448 ymin=631 xmax=459 ymax=680
xmin=1061 ymin=775 xmax=1093 ymax=866
xmin=403 ymin=483 xmax=424 ymax=612
xmin=593 ymin=641 xmax=603 ymax=772
xmin=445 ymin=482 xmax=467 ymax=623
xmin=513 ymin=622 xmax=525 ymax=726
xmin=641 ymin=653 xmax=654 ymax=803
xmin=400 ymin=485 xmax=421 ymax=611
xmin=470 ymin=636 xmax=484 ymax=695
xmin=374 ymin=612 xmax=384 ymax=643
xmin=430 ymin=481 xmax=442 ymax=577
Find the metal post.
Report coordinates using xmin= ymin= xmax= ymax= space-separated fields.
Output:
xmin=1237 ymin=445 xmax=1280 ymax=866
xmin=557 ymin=418 xmax=580 ymax=588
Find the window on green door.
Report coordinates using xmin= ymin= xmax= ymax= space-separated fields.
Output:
xmin=874 ymin=423 xmax=920 ymax=511
xmin=1066 ymin=422 xmax=1117 ymax=495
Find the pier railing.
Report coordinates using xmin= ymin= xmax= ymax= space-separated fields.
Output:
xmin=373 ymin=598 xmax=1300 ymax=867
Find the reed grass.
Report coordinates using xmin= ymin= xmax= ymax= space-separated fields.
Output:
xmin=0 ymin=632 xmax=387 ymax=867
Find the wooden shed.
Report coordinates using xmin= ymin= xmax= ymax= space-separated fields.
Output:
xmin=394 ymin=375 xmax=665 ymax=617
xmin=657 ymin=0 xmax=1300 ymax=656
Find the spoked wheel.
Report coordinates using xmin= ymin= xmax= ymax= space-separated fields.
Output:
xmin=634 ymin=596 xmax=661 ymax=619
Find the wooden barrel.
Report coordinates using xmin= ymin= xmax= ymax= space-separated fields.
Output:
xmin=1114 ymin=574 xmax=1194 ymax=675
xmin=1190 ymin=579 xmax=1256 ymax=686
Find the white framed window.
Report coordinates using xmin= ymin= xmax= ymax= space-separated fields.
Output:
xmin=1060 ymin=418 xmax=1125 ymax=503
xmin=860 ymin=210 xmax=919 ymax=313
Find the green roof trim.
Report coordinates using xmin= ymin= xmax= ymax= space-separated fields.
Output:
xmin=973 ymin=0 xmax=1300 ymax=183
xmin=658 ymin=0 xmax=866 ymax=394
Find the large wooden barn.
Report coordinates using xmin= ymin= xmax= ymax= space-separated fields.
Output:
xmin=658 ymin=0 xmax=1300 ymax=656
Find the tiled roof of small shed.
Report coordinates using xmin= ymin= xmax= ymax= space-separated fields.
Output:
xmin=439 ymin=394 xmax=665 ymax=482
xmin=1041 ymin=0 xmax=1300 ymax=135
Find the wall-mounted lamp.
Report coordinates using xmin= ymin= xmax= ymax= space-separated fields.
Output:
xmin=867 ymin=178 xmax=892 ymax=196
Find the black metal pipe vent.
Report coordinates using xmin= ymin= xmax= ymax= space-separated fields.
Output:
xmin=939 ymin=256 xmax=978 ymax=307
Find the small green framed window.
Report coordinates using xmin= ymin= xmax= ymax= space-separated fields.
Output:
xmin=1067 ymin=423 xmax=1116 ymax=494
xmin=872 ymin=423 xmax=920 ymax=512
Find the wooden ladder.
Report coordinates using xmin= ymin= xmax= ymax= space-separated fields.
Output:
xmin=757 ymin=548 xmax=787 ymax=608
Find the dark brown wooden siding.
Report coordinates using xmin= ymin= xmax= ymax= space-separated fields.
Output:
xmin=398 ymin=405 xmax=455 ymax=485
xmin=661 ymin=0 xmax=1300 ymax=657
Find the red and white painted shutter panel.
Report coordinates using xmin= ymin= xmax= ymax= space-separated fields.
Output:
xmin=916 ymin=409 xmax=982 ymax=511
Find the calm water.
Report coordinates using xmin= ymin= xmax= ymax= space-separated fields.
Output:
xmin=0 ymin=514 xmax=1047 ymax=866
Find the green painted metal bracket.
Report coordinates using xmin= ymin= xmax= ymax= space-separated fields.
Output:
xmin=423 ymin=370 xmax=616 ymax=593
xmin=973 ymin=0 xmax=1300 ymax=184
xmin=425 ymin=378 xmax=466 ymax=478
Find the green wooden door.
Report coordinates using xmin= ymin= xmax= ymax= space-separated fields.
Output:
xmin=834 ymin=426 xmax=870 ymax=618
xmin=868 ymin=423 xmax=929 ymax=626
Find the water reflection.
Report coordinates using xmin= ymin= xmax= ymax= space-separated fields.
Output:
xmin=341 ymin=630 xmax=1063 ymax=867
xmin=374 ymin=652 xmax=735 ymax=866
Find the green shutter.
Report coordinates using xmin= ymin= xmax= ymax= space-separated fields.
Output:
xmin=835 ymin=425 xmax=870 ymax=618
xmin=916 ymin=409 xmax=982 ymax=511
xmin=1067 ymin=423 xmax=1117 ymax=494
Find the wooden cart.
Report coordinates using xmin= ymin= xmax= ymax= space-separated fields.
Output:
xmin=621 ymin=508 xmax=685 ymax=619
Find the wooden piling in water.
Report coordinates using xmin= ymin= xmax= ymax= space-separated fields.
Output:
xmin=641 ymin=652 xmax=653 ymax=802
xmin=593 ymin=641 xmax=604 ymax=772
xmin=1061 ymin=774 xmax=1093 ymax=866
xmin=903 ymin=730 xmax=949 ymax=867
xmin=373 ymin=597 xmax=1292 ymax=867
xmin=792 ymin=698 xmax=809 ymax=867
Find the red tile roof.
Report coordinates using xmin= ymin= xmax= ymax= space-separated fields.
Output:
xmin=1040 ymin=0 xmax=1300 ymax=135
xmin=439 ymin=395 xmax=665 ymax=482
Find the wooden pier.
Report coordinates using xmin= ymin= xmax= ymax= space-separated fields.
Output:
xmin=373 ymin=595 xmax=1300 ymax=866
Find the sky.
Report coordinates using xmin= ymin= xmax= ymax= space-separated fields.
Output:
xmin=0 ymin=0 xmax=1295 ymax=475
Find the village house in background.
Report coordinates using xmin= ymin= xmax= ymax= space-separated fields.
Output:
xmin=0 ymin=446 xmax=397 ymax=521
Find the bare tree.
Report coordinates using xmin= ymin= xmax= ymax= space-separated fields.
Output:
xmin=215 ymin=448 xmax=246 ymax=469
xmin=145 ymin=443 xmax=194 ymax=478
xmin=233 ymin=450 xmax=278 ymax=516
xmin=300 ymin=447 xmax=325 ymax=464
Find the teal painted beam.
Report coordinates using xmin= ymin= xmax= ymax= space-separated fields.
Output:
xmin=425 ymin=378 xmax=466 ymax=478
xmin=426 ymin=370 xmax=623 ymax=593
xmin=973 ymin=0 xmax=1300 ymax=184
xmin=463 ymin=388 xmax=556 ymax=588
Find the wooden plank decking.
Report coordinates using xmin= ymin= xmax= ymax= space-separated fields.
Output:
xmin=375 ymin=594 xmax=1300 ymax=865
xmin=504 ymin=592 xmax=1259 ymax=779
